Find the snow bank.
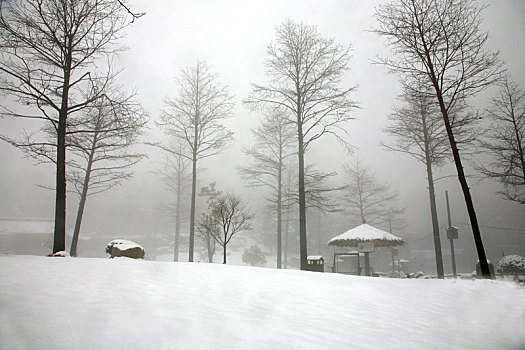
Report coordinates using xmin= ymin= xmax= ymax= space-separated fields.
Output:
xmin=1 ymin=255 xmax=524 ymax=349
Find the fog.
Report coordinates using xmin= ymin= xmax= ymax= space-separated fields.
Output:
xmin=1 ymin=0 xmax=524 ymax=272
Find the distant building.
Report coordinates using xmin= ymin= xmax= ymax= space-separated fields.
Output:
xmin=0 ymin=217 xmax=54 ymax=255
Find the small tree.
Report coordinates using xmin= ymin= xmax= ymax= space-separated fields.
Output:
xmin=196 ymin=183 xmax=222 ymax=263
xmin=246 ymin=20 xmax=358 ymax=270
xmin=374 ymin=0 xmax=504 ymax=278
xmin=478 ymin=77 xmax=525 ymax=204
xmin=242 ymin=245 xmax=266 ymax=267
xmin=208 ymin=193 xmax=254 ymax=264
xmin=157 ymin=61 xmax=234 ymax=262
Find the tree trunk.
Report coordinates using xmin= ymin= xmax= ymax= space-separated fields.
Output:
xmin=433 ymin=86 xmax=490 ymax=278
xmin=189 ymin=135 xmax=197 ymax=262
xmin=70 ymin=126 xmax=99 ymax=257
xmin=298 ymin=129 xmax=307 ymax=270
xmin=223 ymin=243 xmax=227 ymax=264
xmin=277 ymin=150 xmax=282 ymax=269
xmin=426 ymin=161 xmax=444 ymax=278
xmin=295 ymin=80 xmax=308 ymax=270
xmin=174 ymin=162 xmax=182 ymax=262
xmin=207 ymin=237 xmax=214 ymax=263
xmin=53 ymin=51 xmax=72 ymax=254
xmin=317 ymin=210 xmax=321 ymax=254
xmin=284 ymin=205 xmax=289 ymax=269
xmin=422 ymin=116 xmax=444 ymax=278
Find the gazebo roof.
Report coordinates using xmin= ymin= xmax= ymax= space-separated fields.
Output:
xmin=327 ymin=223 xmax=404 ymax=247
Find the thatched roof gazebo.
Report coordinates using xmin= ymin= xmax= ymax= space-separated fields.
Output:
xmin=328 ymin=224 xmax=405 ymax=276
xmin=328 ymin=224 xmax=404 ymax=247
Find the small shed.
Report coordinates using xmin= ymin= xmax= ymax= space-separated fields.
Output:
xmin=306 ymin=255 xmax=325 ymax=272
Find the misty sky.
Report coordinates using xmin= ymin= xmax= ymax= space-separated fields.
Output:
xmin=1 ymin=0 xmax=524 ymax=257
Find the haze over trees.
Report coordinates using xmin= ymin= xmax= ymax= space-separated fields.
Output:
xmin=0 ymin=0 xmax=522 ymax=283
xmin=478 ymin=77 xmax=525 ymax=204
xmin=342 ymin=157 xmax=404 ymax=229
xmin=157 ymin=61 xmax=234 ymax=263
xmin=246 ymin=20 xmax=358 ymax=270
xmin=0 ymin=0 xmax=136 ymax=253
xmin=239 ymin=109 xmax=295 ymax=269
xmin=383 ymin=87 xmax=449 ymax=278
xmin=374 ymin=0 xmax=504 ymax=278
xmin=153 ymin=140 xmax=191 ymax=261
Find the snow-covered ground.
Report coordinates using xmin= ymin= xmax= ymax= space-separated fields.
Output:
xmin=1 ymin=255 xmax=524 ymax=349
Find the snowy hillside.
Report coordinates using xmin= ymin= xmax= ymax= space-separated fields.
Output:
xmin=1 ymin=255 xmax=524 ymax=349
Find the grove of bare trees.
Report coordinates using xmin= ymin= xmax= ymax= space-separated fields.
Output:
xmin=157 ymin=61 xmax=234 ymax=262
xmin=374 ymin=0 xmax=504 ymax=278
xmin=239 ymin=109 xmax=295 ymax=268
xmin=0 ymin=0 xmax=140 ymax=253
xmin=246 ymin=20 xmax=358 ymax=270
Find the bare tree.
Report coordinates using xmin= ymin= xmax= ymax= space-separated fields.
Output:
xmin=0 ymin=0 xmax=134 ymax=253
xmin=239 ymin=109 xmax=295 ymax=268
xmin=208 ymin=193 xmax=254 ymax=264
xmin=195 ymin=183 xmax=222 ymax=263
xmin=342 ymin=157 xmax=405 ymax=228
xmin=383 ymin=86 xmax=449 ymax=278
xmin=67 ymin=88 xmax=147 ymax=256
xmin=245 ymin=20 xmax=358 ymax=270
xmin=478 ymin=77 xmax=525 ymax=204
xmin=153 ymin=141 xmax=191 ymax=261
xmin=373 ymin=0 xmax=504 ymax=278
xmin=156 ymin=61 xmax=234 ymax=262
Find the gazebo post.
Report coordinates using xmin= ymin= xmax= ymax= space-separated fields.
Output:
xmin=364 ymin=252 xmax=371 ymax=276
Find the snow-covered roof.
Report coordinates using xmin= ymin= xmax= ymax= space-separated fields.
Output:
xmin=327 ymin=224 xmax=404 ymax=247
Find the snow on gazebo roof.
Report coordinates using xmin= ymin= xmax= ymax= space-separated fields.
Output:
xmin=327 ymin=223 xmax=404 ymax=247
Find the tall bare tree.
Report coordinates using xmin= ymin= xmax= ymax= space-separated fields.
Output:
xmin=205 ymin=193 xmax=254 ymax=264
xmin=239 ymin=109 xmax=295 ymax=268
xmin=374 ymin=0 xmax=504 ymax=278
xmin=0 ymin=0 xmax=135 ymax=253
xmin=157 ymin=61 xmax=234 ymax=262
xmin=342 ymin=157 xmax=405 ymax=228
xmin=67 ymin=89 xmax=147 ymax=256
xmin=478 ymin=77 xmax=525 ymax=204
xmin=246 ymin=20 xmax=358 ymax=270
xmin=383 ymin=87 xmax=449 ymax=277
xmin=154 ymin=141 xmax=191 ymax=261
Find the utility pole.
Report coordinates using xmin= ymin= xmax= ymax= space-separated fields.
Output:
xmin=445 ymin=191 xmax=458 ymax=278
